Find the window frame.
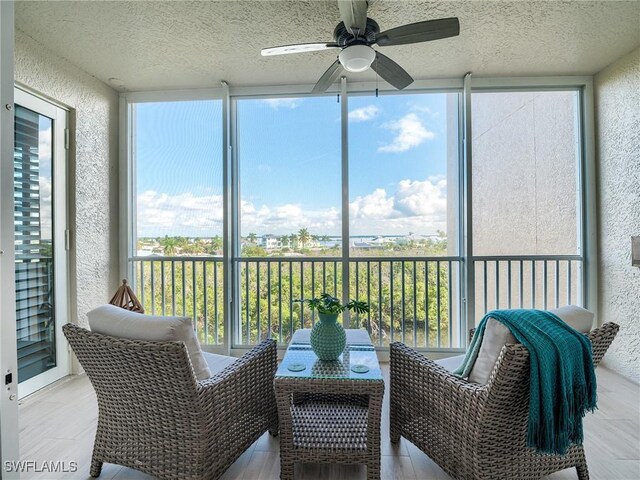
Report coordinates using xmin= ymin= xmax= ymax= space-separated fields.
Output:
xmin=120 ymin=76 xmax=596 ymax=357
xmin=119 ymin=88 xmax=230 ymax=355
xmin=466 ymin=77 xmax=596 ymax=324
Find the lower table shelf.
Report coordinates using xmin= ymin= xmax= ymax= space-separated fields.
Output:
xmin=291 ymin=401 xmax=369 ymax=451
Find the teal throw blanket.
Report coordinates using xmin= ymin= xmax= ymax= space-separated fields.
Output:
xmin=454 ymin=309 xmax=597 ymax=454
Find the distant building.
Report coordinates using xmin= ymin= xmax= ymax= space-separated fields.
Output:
xmin=261 ymin=234 xmax=282 ymax=250
xmin=396 ymin=233 xmax=430 ymax=245
xmin=370 ymin=236 xmax=395 ymax=245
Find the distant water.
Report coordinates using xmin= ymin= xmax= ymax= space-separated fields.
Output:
xmin=316 ymin=235 xmax=406 ymax=248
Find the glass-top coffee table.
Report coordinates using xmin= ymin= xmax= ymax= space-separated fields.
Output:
xmin=274 ymin=332 xmax=384 ymax=480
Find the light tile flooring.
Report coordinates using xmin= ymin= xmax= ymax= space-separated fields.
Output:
xmin=18 ymin=365 xmax=640 ymax=480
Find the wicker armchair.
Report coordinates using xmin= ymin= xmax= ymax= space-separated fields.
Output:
xmin=390 ymin=322 xmax=619 ymax=480
xmin=63 ymin=323 xmax=278 ymax=480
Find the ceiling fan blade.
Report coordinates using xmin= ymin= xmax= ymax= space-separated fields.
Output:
xmin=375 ymin=17 xmax=460 ymax=47
xmin=262 ymin=42 xmax=339 ymax=56
xmin=337 ymin=0 xmax=368 ymax=36
xmin=370 ymin=52 xmax=413 ymax=90
xmin=312 ymin=60 xmax=344 ymax=93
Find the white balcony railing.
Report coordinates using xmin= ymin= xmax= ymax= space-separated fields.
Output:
xmin=130 ymin=254 xmax=582 ymax=350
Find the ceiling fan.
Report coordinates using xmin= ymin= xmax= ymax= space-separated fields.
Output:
xmin=261 ymin=0 xmax=460 ymax=93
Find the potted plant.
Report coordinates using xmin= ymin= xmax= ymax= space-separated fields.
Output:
xmin=298 ymin=293 xmax=369 ymax=361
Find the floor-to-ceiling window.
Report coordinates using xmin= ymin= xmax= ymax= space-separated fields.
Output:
xmin=130 ymin=99 xmax=225 ymax=345
xmin=235 ymin=96 xmax=342 ymax=345
xmin=124 ymin=80 xmax=591 ymax=352
xmin=347 ymin=92 xmax=460 ymax=347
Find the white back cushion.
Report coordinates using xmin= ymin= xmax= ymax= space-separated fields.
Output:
xmin=552 ymin=305 xmax=594 ymax=333
xmin=87 ymin=304 xmax=211 ymax=380
xmin=467 ymin=306 xmax=595 ymax=385
xmin=468 ymin=318 xmax=516 ymax=384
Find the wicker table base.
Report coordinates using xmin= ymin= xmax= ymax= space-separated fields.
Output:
xmin=275 ymin=339 xmax=384 ymax=480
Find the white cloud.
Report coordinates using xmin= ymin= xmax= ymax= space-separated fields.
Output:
xmin=241 ymin=202 xmax=340 ymax=235
xmin=411 ymin=105 xmax=440 ymax=118
xmin=395 ymin=177 xmax=447 ymax=217
xmin=349 ymin=177 xmax=447 ymax=235
xmin=137 ymin=190 xmax=340 ymax=237
xmin=137 ymin=190 xmax=224 ymax=236
xmin=261 ymin=98 xmax=302 ymax=109
xmin=348 ymin=105 xmax=380 ymax=122
xmin=378 ymin=113 xmax=435 ymax=153
xmin=38 ymin=126 xmax=52 ymax=176
xmin=136 ymin=177 xmax=448 ymax=237
xmin=349 ymin=188 xmax=395 ymax=219
xmin=38 ymin=176 xmax=52 ymax=240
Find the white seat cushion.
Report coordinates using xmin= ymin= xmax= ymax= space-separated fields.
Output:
xmin=87 ymin=304 xmax=211 ymax=380
xmin=202 ymin=352 xmax=237 ymax=376
xmin=291 ymin=328 xmax=373 ymax=346
xmin=467 ymin=306 xmax=595 ymax=385
xmin=435 ymin=354 xmax=465 ymax=373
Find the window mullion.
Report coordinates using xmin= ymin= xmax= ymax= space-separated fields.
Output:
xmin=340 ymin=77 xmax=351 ymax=327
xmin=462 ymin=73 xmax=474 ymax=338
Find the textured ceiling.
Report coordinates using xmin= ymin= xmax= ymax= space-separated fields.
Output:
xmin=15 ymin=0 xmax=640 ymax=92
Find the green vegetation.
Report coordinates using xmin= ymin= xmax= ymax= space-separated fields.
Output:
xmin=299 ymin=293 xmax=369 ymax=315
xmin=134 ymin=232 xmax=452 ymax=347
xmin=137 ymin=228 xmax=448 ymax=258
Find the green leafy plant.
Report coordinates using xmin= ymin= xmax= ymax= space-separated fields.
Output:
xmin=298 ymin=293 xmax=370 ymax=315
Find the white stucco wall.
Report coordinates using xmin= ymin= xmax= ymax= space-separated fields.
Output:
xmin=472 ymin=91 xmax=579 ymax=256
xmin=595 ymin=48 xmax=640 ymax=383
xmin=14 ymin=29 xmax=119 ymax=329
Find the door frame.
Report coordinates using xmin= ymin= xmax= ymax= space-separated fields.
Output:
xmin=0 ymin=0 xmax=20 ymax=474
xmin=14 ymin=88 xmax=70 ymax=399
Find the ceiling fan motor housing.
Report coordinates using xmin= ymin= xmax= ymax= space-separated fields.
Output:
xmin=333 ymin=18 xmax=380 ymax=46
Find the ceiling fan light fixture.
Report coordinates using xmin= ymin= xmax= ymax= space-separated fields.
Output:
xmin=339 ymin=45 xmax=376 ymax=72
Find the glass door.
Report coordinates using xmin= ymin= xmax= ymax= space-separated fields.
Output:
xmin=14 ymin=89 xmax=68 ymax=398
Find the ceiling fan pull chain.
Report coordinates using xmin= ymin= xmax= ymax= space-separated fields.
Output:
xmin=375 ymin=55 xmax=379 ymax=97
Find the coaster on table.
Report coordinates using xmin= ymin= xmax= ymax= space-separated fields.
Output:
xmin=287 ymin=363 xmax=306 ymax=372
xmin=351 ymin=364 xmax=370 ymax=374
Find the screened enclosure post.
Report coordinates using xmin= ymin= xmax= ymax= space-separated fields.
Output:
xmin=340 ymin=76 xmax=351 ymax=327
xmin=462 ymin=73 xmax=475 ymax=337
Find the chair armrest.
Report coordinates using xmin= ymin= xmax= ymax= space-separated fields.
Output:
xmin=588 ymin=322 xmax=619 ymax=367
xmin=198 ymin=339 xmax=277 ymax=389
xmin=390 ymin=342 xmax=487 ymax=440
xmin=390 ymin=342 xmax=486 ymax=399
xmin=197 ymin=340 xmax=278 ymax=456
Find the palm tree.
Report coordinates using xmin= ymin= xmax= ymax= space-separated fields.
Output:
xmin=247 ymin=232 xmax=258 ymax=244
xmin=210 ymin=235 xmax=223 ymax=253
xmin=158 ymin=235 xmax=177 ymax=256
xmin=298 ymin=228 xmax=310 ymax=248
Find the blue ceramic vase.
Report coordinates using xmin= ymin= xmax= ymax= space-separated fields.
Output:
xmin=310 ymin=313 xmax=347 ymax=361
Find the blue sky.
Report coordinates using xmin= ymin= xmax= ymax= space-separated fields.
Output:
xmin=136 ymin=93 xmax=454 ymax=238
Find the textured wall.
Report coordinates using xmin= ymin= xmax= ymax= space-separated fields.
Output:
xmin=13 ymin=1 xmax=640 ymax=91
xmin=595 ymin=48 xmax=640 ymax=383
xmin=472 ymin=91 xmax=579 ymax=256
xmin=467 ymin=91 xmax=582 ymax=323
xmin=14 ymin=29 xmax=119 ymax=329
